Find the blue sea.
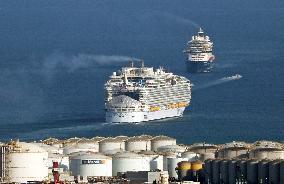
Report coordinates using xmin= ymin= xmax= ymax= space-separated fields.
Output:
xmin=0 ymin=0 xmax=283 ymax=144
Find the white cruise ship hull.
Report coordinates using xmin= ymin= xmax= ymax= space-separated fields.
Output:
xmin=106 ymin=107 xmax=186 ymax=123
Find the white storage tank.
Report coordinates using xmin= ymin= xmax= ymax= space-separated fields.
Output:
xmin=69 ymin=152 xmax=112 ymax=177
xmin=63 ymin=141 xmax=99 ymax=155
xmin=199 ymin=152 xmax=216 ymax=161
xmin=217 ymin=141 xmax=249 ymax=159
xmin=4 ymin=141 xmax=49 ymax=183
xmin=112 ymin=151 xmax=151 ymax=176
xmin=249 ymin=141 xmax=284 ymax=160
xmin=99 ymin=137 xmax=126 ymax=154
xmin=125 ymin=135 xmax=152 ymax=152
xmin=139 ymin=150 xmax=164 ymax=171
xmin=167 ymin=157 xmax=188 ymax=178
xmin=151 ymin=136 xmax=176 ymax=151
xmin=188 ymin=143 xmax=218 ymax=154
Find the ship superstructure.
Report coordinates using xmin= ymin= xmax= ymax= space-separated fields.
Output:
xmin=184 ymin=28 xmax=215 ymax=73
xmin=105 ymin=62 xmax=191 ymax=123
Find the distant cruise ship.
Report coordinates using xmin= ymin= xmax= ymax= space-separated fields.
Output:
xmin=184 ymin=28 xmax=215 ymax=73
xmin=105 ymin=62 xmax=192 ymax=123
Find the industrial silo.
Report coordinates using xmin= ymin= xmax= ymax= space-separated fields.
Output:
xmin=204 ymin=159 xmax=213 ymax=184
xmin=69 ymin=152 xmax=112 ymax=177
xmin=228 ymin=159 xmax=238 ymax=184
xmin=99 ymin=137 xmax=127 ymax=154
xmin=212 ymin=159 xmax=221 ymax=184
xmin=247 ymin=159 xmax=259 ymax=184
xmin=151 ymin=136 xmax=176 ymax=151
xmin=257 ymin=159 xmax=269 ymax=184
xmin=190 ymin=161 xmax=203 ymax=182
xmin=112 ymin=151 xmax=151 ymax=176
xmin=236 ymin=159 xmax=247 ymax=182
xmin=177 ymin=161 xmax=191 ymax=181
xmin=280 ymin=160 xmax=284 ymax=184
xmin=3 ymin=141 xmax=49 ymax=183
xmin=31 ymin=142 xmax=63 ymax=154
xmin=219 ymin=159 xmax=229 ymax=184
xmin=217 ymin=141 xmax=249 ymax=159
xmin=268 ymin=160 xmax=280 ymax=184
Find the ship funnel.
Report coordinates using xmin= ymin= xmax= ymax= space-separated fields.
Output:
xmin=129 ymin=60 xmax=134 ymax=67
xmin=141 ymin=60 xmax=144 ymax=68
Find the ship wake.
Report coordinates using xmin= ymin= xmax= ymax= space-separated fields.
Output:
xmin=193 ymin=74 xmax=242 ymax=90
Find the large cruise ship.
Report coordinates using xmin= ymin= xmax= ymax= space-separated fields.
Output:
xmin=105 ymin=62 xmax=192 ymax=123
xmin=184 ymin=28 xmax=215 ymax=73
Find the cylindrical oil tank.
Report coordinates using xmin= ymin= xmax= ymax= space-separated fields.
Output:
xmin=280 ymin=160 xmax=284 ymax=184
xmin=269 ymin=160 xmax=280 ymax=184
xmin=63 ymin=142 xmax=99 ymax=155
xmin=177 ymin=161 xmax=191 ymax=181
xmin=199 ymin=152 xmax=216 ymax=161
xmin=189 ymin=143 xmax=218 ymax=155
xmin=157 ymin=145 xmax=186 ymax=154
xmin=250 ymin=149 xmax=284 ymax=160
xmin=220 ymin=160 xmax=229 ymax=184
xmin=167 ymin=157 xmax=188 ymax=179
xmin=247 ymin=159 xmax=259 ymax=184
xmin=99 ymin=137 xmax=126 ymax=154
xmin=257 ymin=159 xmax=269 ymax=184
xmin=204 ymin=159 xmax=213 ymax=183
xmin=112 ymin=151 xmax=151 ymax=176
xmin=212 ymin=159 xmax=221 ymax=184
xmin=125 ymin=135 xmax=152 ymax=152
xmin=228 ymin=159 xmax=238 ymax=184
xmin=218 ymin=148 xmax=249 ymax=159
xmin=69 ymin=152 xmax=112 ymax=177
xmin=5 ymin=141 xmax=49 ymax=183
xmin=139 ymin=151 xmax=164 ymax=171
xmin=151 ymin=136 xmax=176 ymax=151
xmin=181 ymin=151 xmax=199 ymax=162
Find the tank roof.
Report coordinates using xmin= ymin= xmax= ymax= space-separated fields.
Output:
xmin=127 ymin=135 xmax=152 ymax=142
xmin=100 ymin=137 xmax=127 ymax=143
xmin=7 ymin=141 xmax=47 ymax=153
xmin=151 ymin=135 xmax=176 ymax=141
xmin=220 ymin=141 xmax=250 ymax=150
xmin=252 ymin=141 xmax=283 ymax=151
xmin=41 ymin=137 xmax=61 ymax=145
xmin=113 ymin=151 xmax=148 ymax=158
xmin=189 ymin=143 xmax=218 ymax=150
xmin=70 ymin=152 xmax=111 ymax=159
xmin=157 ymin=145 xmax=186 ymax=153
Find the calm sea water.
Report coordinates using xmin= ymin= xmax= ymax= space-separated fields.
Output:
xmin=0 ymin=0 xmax=283 ymax=144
